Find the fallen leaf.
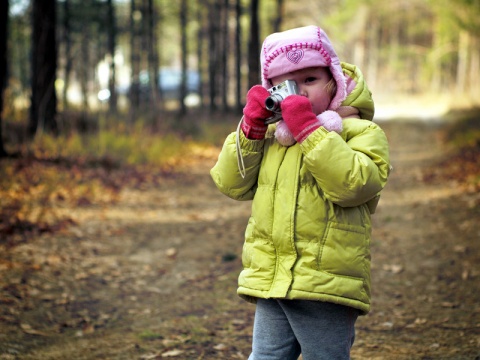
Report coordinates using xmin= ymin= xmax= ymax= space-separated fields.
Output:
xmin=20 ymin=323 xmax=50 ymax=336
xmin=441 ymin=302 xmax=458 ymax=308
xmin=383 ymin=264 xmax=404 ymax=274
xmin=165 ymin=248 xmax=177 ymax=259
xmin=140 ymin=352 xmax=161 ymax=360
xmin=214 ymin=343 xmax=227 ymax=351
xmin=406 ymin=318 xmax=428 ymax=328
xmin=162 ymin=349 xmax=184 ymax=357
xmin=231 ymin=319 xmax=245 ymax=325
xmin=82 ymin=323 xmax=95 ymax=334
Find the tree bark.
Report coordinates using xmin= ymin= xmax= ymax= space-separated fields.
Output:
xmin=129 ymin=0 xmax=140 ymax=122
xmin=272 ymin=0 xmax=284 ymax=33
xmin=247 ymin=0 xmax=260 ymax=89
xmin=366 ymin=16 xmax=379 ymax=91
xmin=221 ymin=0 xmax=229 ymax=112
xmin=147 ymin=0 xmax=160 ymax=114
xmin=179 ymin=0 xmax=188 ymax=116
xmin=196 ymin=1 xmax=205 ymax=108
xmin=0 ymin=0 xmax=9 ymax=157
xmin=208 ymin=0 xmax=219 ymax=111
xmin=456 ymin=30 xmax=469 ymax=94
xmin=107 ymin=0 xmax=117 ymax=112
xmin=62 ymin=0 xmax=72 ymax=111
xmin=29 ymin=0 xmax=58 ymax=137
xmin=235 ymin=0 xmax=242 ymax=111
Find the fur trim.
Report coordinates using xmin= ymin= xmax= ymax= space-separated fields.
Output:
xmin=317 ymin=110 xmax=343 ymax=133
xmin=274 ymin=121 xmax=297 ymax=147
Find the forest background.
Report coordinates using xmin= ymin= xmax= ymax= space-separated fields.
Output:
xmin=1 ymin=0 xmax=480 ymax=250
xmin=1 ymin=1 xmax=480 ymax=358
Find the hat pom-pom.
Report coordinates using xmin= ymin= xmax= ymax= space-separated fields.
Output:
xmin=317 ymin=110 xmax=343 ymax=134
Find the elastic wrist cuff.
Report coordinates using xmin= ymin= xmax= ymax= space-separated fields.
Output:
xmin=241 ymin=121 xmax=267 ymax=140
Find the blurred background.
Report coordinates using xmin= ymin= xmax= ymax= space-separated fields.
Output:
xmin=1 ymin=0 xmax=479 ymax=154
xmin=1 ymin=2 xmax=480 ymax=358
xmin=1 ymin=0 xmax=480 ymax=231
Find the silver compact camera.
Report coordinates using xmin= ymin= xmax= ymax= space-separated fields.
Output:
xmin=264 ymin=80 xmax=299 ymax=124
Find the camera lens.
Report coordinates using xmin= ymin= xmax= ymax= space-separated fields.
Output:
xmin=265 ymin=95 xmax=281 ymax=112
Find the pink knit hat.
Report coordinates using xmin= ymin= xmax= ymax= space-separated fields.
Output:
xmin=261 ymin=25 xmax=347 ymax=110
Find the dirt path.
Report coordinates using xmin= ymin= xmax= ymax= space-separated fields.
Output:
xmin=354 ymin=121 xmax=480 ymax=359
xmin=1 ymin=120 xmax=479 ymax=359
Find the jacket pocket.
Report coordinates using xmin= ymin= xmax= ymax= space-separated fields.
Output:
xmin=317 ymin=222 xmax=369 ymax=279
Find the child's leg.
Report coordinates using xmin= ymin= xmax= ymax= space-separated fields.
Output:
xmin=248 ymin=298 xmax=301 ymax=360
xmin=278 ymin=300 xmax=358 ymax=360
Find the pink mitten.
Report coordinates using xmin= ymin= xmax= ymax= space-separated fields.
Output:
xmin=317 ymin=110 xmax=343 ymax=134
xmin=280 ymin=95 xmax=320 ymax=143
xmin=241 ymin=85 xmax=272 ymax=139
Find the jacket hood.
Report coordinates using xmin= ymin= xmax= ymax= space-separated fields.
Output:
xmin=341 ymin=62 xmax=375 ymax=121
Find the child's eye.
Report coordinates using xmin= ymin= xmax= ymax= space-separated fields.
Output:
xmin=305 ymin=77 xmax=316 ymax=83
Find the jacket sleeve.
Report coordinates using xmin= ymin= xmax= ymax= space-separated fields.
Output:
xmin=210 ymin=129 xmax=264 ymax=201
xmin=300 ymin=118 xmax=390 ymax=207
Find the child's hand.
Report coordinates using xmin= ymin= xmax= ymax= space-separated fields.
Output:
xmin=281 ymin=95 xmax=343 ymax=142
xmin=241 ymin=85 xmax=272 ymax=139
xmin=280 ymin=95 xmax=320 ymax=143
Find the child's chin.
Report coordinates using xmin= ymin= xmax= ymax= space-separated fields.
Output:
xmin=274 ymin=121 xmax=297 ymax=147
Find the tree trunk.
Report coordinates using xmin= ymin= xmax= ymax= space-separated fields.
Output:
xmin=62 ymin=0 xmax=72 ymax=111
xmin=107 ymin=0 xmax=117 ymax=112
xmin=0 ymin=0 xmax=9 ymax=157
xmin=272 ymin=0 xmax=284 ymax=33
xmin=221 ymin=0 xmax=229 ymax=112
xmin=179 ymin=0 xmax=188 ymax=116
xmin=247 ymin=0 xmax=260 ymax=88
xmin=147 ymin=0 xmax=160 ymax=115
xmin=80 ymin=30 xmax=89 ymax=114
xmin=29 ymin=0 xmax=58 ymax=137
xmin=366 ymin=16 xmax=379 ymax=91
xmin=350 ymin=4 xmax=369 ymax=72
xmin=208 ymin=0 xmax=219 ymax=111
xmin=428 ymin=18 xmax=442 ymax=93
xmin=196 ymin=1 xmax=205 ymax=108
xmin=456 ymin=30 xmax=469 ymax=94
xmin=235 ymin=0 xmax=242 ymax=112
xmin=469 ymin=36 xmax=479 ymax=99
xmin=129 ymin=0 xmax=140 ymax=123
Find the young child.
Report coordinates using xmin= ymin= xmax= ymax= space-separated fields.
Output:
xmin=211 ymin=25 xmax=390 ymax=360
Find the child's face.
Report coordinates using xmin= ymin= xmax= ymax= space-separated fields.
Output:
xmin=270 ymin=66 xmax=333 ymax=115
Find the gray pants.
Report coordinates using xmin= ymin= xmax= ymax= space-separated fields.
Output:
xmin=248 ymin=299 xmax=358 ymax=360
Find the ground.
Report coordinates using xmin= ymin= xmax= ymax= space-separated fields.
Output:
xmin=1 ymin=119 xmax=479 ymax=359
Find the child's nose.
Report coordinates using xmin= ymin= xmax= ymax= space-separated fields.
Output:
xmin=297 ymin=85 xmax=308 ymax=97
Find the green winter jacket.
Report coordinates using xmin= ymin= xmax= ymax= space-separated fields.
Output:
xmin=210 ymin=63 xmax=390 ymax=314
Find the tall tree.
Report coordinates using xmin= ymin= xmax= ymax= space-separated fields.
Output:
xmin=196 ymin=0 xmax=205 ymax=108
xmin=0 ymin=0 xmax=9 ymax=157
xmin=129 ymin=0 xmax=140 ymax=121
xmin=234 ymin=0 xmax=242 ymax=111
xmin=29 ymin=0 xmax=58 ymax=137
xmin=107 ymin=0 xmax=118 ymax=112
xmin=221 ymin=0 xmax=229 ymax=112
xmin=147 ymin=0 xmax=160 ymax=114
xmin=272 ymin=0 xmax=284 ymax=33
xmin=62 ymin=0 xmax=72 ymax=111
xmin=207 ymin=0 xmax=220 ymax=111
xmin=79 ymin=21 xmax=90 ymax=115
xmin=247 ymin=0 xmax=260 ymax=88
xmin=179 ymin=0 xmax=187 ymax=115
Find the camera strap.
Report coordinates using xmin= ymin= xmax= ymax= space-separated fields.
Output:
xmin=236 ymin=117 xmax=246 ymax=179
